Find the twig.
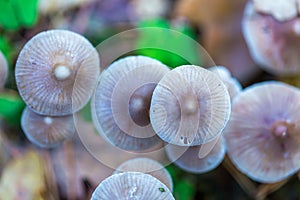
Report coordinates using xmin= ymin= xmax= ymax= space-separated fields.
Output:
xmin=255 ymin=178 xmax=289 ymax=200
xmin=63 ymin=140 xmax=77 ymax=200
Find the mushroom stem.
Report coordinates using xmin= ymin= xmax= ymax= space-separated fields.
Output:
xmin=54 ymin=65 xmax=71 ymax=80
xmin=271 ymin=121 xmax=294 ymax=138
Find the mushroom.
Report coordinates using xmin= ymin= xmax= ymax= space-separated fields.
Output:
xmin=21 ymin=107 xmax=75 ymax=148
xmin=252 ymin=0 xmax=298 ymax=22
xmin=209 ymin=66 xmax=242 ymax=101
xmin=242 ymin=2 xmax=300 ymax=76
xmin=165 ymin=135 xmax=226 ymax=174
xmin=92 ymin=55 xmax=169 ymax=151
xmin=0 ymin=51 xmax=8 ymax=89
xmin=150 ymin=65 xmax=231 ymax=146
xmin=91 ymin=172 xmax=175 ymax=200
xmin=114 ymin=157 xmax=173 ymax=191
xmin=15 ymin=29 xmax=100 ymax=116
xmin=224 ymin=81 xmax=300 ymax=183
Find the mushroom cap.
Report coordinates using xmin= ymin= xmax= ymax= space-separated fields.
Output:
xmin=209 ymin=66 xmax=242 ymax=101
xmin=225 ymin=81 xmax=300 ymax=183
xmin=15 ymin=29 xmax=100 ymax=116
xmin=242 ymin=2 xmax=300 ymax=76
xmin=21 ymin=107 xmax=75 ymax=148
xmin=91 ymin=172 xmax=175 ymax=200
xmin=252 ymin=0 xmax=298 ymax=22
xmin=114 ymin=157 xmax=173 ymax=191
xmin=92 ymin=55 xmax=169 ymax=151
xmin=0 ymin=51 xmax=8 ymax=89
xmin=165 ymin=135 xmax=225 ymax=174
xmin=150 ymin=65 xmax=231 ymax=146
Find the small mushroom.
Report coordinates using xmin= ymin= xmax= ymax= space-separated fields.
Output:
xmin=150 ymin=65 xmax=231 ymax=146
xmin=0 ymin=51 xmax=8 ymax=89
xmin=225 ymin=81 xmax=300 ymax=183
xmin=114 ymin=157 xmax=173 ymax=191
xmin=21 ymin=107 xmax=75 ymax=148
xmin=165 ymin=135 xmax=226 ymax=174
xmin=209 ymin=66 xmax=242 ymax=101
xmin=92 ymin=55 xmax=169 ymax=151
xmin=15 ymin=29 xmax=100 ymax=116
xmin=242 ymin=2 xmax=300 ymax=75
xmin=91 ymin=172 xmax=175 ymax=200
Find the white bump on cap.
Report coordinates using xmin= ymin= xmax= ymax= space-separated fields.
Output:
xmin=54 ymin=65 xmax=71 ymax=80
xmin=44 ymin=117 xmax=53 ymax=125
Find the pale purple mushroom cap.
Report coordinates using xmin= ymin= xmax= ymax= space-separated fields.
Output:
xmin=0 ymin=51 xmax=8 ymax=89
xmin=252 ymin=0 xmax=299 ymax=22
xmin=225 ymin=81 xmax=300 ymax=183
xmin=15 ymin=29 xmax=100 ymax=116
xmin=92 ymin=56 xmax=169 ymax=151
xmin=21 ymin=107 xmax=75 ymax=148
xmin=165 ymin=135 xmax=226 ymax=174
xmin=150 ymin=65 xmax=231 ymax=146
xmin=242 ymin=2 xmax=300 ymax=76
xmin=114 ymin=157 xmax=173 ymax=191
xmin=91 ymin=172 xmax=175 ymax=200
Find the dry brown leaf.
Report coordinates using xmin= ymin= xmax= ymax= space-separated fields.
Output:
xmin=0 ymin=150 xmax=46 ymax=200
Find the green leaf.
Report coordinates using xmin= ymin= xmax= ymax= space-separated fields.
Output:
xmin=136 ymin=18 xmax=201 ymax=68
xmin=0 ymin=0 xmax=38 ymax=30
xmin=166 ymin=164 xmax=181 ymax=182
xmin=0 ymin=35 xmax=13 ymax=67
xmin=174 ymin=179 xmax=196 ymax=200
xmin=81 ymin=101 xmax=92 ymax=122
xmin=138 ymin=18 xmax=169 ymax=29
xmin=0 ymin=0 xmax=19 ymax=30
xmin=12 ymin=0 xmax=38 ymax=27
xmin=0 ymin=91 xmax=25 ymax=126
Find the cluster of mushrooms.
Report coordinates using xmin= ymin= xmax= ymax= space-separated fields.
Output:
xmin=15 ymin=30 xmax=100 ymax=148
xmin=242 ymin=0 xmax=300 ymax=76
xmin=91 ymin=55 xmax=234 ymax=174
xmin=10 ymin=10 xmax=300 ymax=197
xmin=233 ymin=0 xmax=300 ymax=183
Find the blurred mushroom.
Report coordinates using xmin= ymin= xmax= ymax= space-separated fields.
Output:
xmin=209 ymin=66 xmax=242 ymax=101
xmin=92 ymin=56 xmax=169 ymax=151
xmin=91 ymin=172 xmax=175 ymax=200
xmin=225 ymin=81 xmax=300 ymax=183
xmin=0 ymin=51 xmax=8 ymax=89
xmin=150 ymin=65 xmax=231 ymax=146
xmin=252 ymin=0 xmax=298 ymax=22
xmin=114 ymin=157 xmax=173 ymax=191
xmin=15 ymin=29 xmax=100 ymax=116
xmin=242 ymin=2 xmax=300 ymax=76
xmin=165 ymin=135 xmax=225 ymax=174
xmin=131 ymin=0 xmax=170 ymax=20
xmin=39 ymin=0 xmax=93 ymax=14
xmin=21 ymin=107 xmax=75 ymax=148
xmin=174 ymin=0 xmax=260 ymax=83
